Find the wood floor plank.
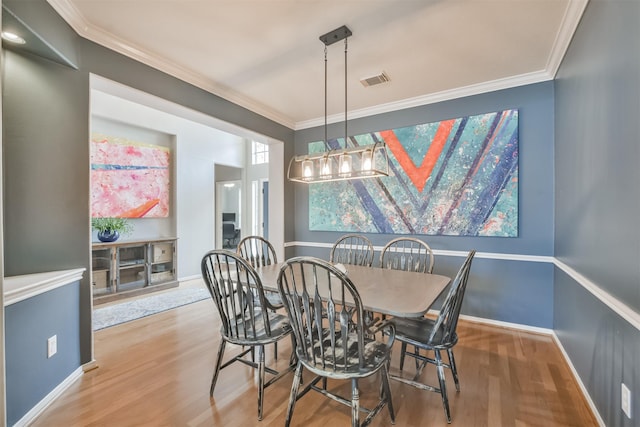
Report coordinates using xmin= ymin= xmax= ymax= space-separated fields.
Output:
xmin=30 ymin=297 xmax=599 ymax=426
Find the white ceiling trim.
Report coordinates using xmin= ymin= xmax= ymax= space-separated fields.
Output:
xmin=295 ymin=69 xmax=553 ymax=130
xmin=47 ymin=0 xmax=588 ymax=132
xmin=545 ymin=0 xmax=589 ymax=77
xmin=46 ymin=0 xmax=297 ymax=129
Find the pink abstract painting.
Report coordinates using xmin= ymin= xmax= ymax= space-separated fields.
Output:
xmin=90 ymin=133 xmax=170 ymax=218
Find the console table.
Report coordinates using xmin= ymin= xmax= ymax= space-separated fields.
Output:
xmin=91 ymin=237 xmax=178 ymax=304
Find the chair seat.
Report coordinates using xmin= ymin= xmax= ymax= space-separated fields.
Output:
xmin=263 ymin=289 xmax=283 ymax=308
xmin=251 ymin=290 xmax=283 ymax=311
xmin=223 ymin=310 xmax=292 ymax=345
xmin=300 ymin=329 xmax=390 ymax=376
xmin=393 ymin=316 xmax=458 ymax=349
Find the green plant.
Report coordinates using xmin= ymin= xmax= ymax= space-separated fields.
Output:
xmin=91 ymin=217 xmax=134 ymax=236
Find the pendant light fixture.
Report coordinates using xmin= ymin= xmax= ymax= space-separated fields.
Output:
xmin=288 ymin=25 xmax=390 ymax=183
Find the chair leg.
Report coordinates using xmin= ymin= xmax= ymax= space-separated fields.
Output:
xmin=399 ymin=342 xmax=407 ymax=371
xmin=435 ymin=349 xmax=452 ymax=423
xmin=285 ymin=362 xmax=303 ymax=427
xmin=289 ymin=335 xmax=297 ymax=366
xmin=257 ymin=345 xmax=265 ymax=421
xmin=273 ymin=309 xmax=279 ymax=361
xmin=210 ymin=340 xmax=227 ymax=397
xmin=351 ymin=378 xmax=360 ymax=427
xmin=447 ymin=348 xmax=460 ymax=392
xmin=414 ymin=345 xmax=421 ymax=371
xmin=381 ymin=363 xmax=396 ymax=424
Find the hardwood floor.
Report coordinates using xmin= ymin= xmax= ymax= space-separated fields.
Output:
xmin=32 ymin=297 xmax=598 ymax=426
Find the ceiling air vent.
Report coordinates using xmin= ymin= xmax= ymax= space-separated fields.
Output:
xmin=360 ymin=71 xmax=390 ymax=87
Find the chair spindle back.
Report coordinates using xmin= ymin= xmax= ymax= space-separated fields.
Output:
xmin=330 ymin=234 xmax=375 ymax=267
xmin=380 ymin=237 xmax=435 ymax=273
xmin=278 ymin=257 xmax=367 ymax=372
xmin=201 ymin=250 xmax=274 ymax=341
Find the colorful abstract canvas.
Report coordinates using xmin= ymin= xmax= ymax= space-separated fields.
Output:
xmin=309 ymin=109 xmax=518 ymax=236
xmin=90 ymin=133 xmax=170 ymax=218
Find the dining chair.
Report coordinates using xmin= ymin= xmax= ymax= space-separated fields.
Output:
xmin=379 ymin=237 xmax=435 ymax=362
xmin=200 ymin=249 xmax=296 ymax=421
xmin=330 ymin=234 xmax=375 ymax=267
xmin=379 ymin=237 xmax=435 ymax=273
xmin=277 ymin=256 xmax=396 ymax=427
xmin=237 ymin=235 xmax=284 ymax=359
xmin=391 ymin=250 xmax=475 ymax=423
xmin=237 ymin=235 xmax=283 ymax=307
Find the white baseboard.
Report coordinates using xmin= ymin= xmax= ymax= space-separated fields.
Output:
xmin=551 ymin=333 xmax=606 ymax=427
xmin=178 ymin=274 xmax=202 ymax=283
xmin=13 ymin=366 xmax=83 ymax=427
xmin=83 ymin=359 xmax=99 ymax=372
xmin=456 ymin=312 xmax=553 ymax=334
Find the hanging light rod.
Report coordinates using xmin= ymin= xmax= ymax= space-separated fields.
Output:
xmin=288 ymin=24 xmax=391 ymax=184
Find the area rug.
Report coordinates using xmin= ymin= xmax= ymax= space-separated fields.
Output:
xmin=93 ymin=287 xmax=210 ymax=331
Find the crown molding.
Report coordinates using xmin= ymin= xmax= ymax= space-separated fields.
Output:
xmin=47 ymin=0 xmax=586 ymax=132
xmin=546 ymin=0 xmax=589 ymax=78
xmin=294 ymin=70 xmax=553 ymax=130
xmin=46 ymin=0 xmax=296 ymax=129
xmin=297 ymin=0 xmax=588 ymax=130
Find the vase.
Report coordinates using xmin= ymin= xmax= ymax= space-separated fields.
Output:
xmin=97 ymin=230 xmax=120 ymax=242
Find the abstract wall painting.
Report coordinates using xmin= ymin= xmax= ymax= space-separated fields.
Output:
xmin=90 ymin=133 xmax=170 ymax=218
xmin=309 ymin=109 xmax=519 ymax=236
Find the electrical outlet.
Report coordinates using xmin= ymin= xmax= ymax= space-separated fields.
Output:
xmin=622 ymin=383 xmax=632 ymax=419
xmin=47 ymin=335 xmax=57 ymax=358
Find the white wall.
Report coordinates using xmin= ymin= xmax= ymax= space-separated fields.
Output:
xmin=90 ymin=74 xmax=285 ymax=279
xmin=90 ymin=82 xmax=245 ymax=279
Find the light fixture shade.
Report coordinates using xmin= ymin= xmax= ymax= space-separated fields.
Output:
xmin=287 ymin=141 xmax=391 ymax=183
xmin=320 ymin=156 xmax=332 ymax=177
xmin=361 ymin=149 xmax=373 ymax=172
xmin=302 ymin=158 xmax=314 ymax=179
xmin=338 ymin=152 xmax=352 ymax=175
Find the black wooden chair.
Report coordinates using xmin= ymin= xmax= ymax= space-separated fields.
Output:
xmin=277 ymin=256 xmax=396 ymax=427
xmin=391 ymin=250 xmax=475 ymax=423
xmin=237 ymin=235 xmax=282 ymax=308
xmin=379 ymin=237 xmax=434 ymax=273
xmin=201 ymin=250 xmax=295 ymax=421
xmin=237 ymin=235 xmax=284 ymax=359
xmin=330 ymin=234 xmax=375 ymax=267
xmin=379 ymin=237 xmax=436 ymax=365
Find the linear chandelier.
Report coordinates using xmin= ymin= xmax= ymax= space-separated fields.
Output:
xmin=288 ymin=25 xmax=390 ymax=184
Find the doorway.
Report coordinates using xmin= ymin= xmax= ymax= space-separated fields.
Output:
xmin=216 ymin=179 xmax=242 ymax=249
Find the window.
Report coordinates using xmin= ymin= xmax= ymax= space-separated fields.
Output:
xmin=252 ymin=141 xmax=269 ymax=165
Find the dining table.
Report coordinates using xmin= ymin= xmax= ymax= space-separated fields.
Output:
xmin=253 ymin=262 xmax=451 ymax=318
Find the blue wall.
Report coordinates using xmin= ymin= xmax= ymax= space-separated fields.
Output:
xmin=5 ymin=282 xmax=81 ymax=426
xmin=292 ymin=83 xmax=556 ymax=327
xmin=554 ymin=1 xmax=640 ymax=425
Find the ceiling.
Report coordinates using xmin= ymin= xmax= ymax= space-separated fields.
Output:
xmin=47 ymin=0 xmax=588 ymax=130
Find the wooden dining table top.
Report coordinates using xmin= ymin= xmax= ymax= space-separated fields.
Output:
xmin=254 ymin=262 xmax=451 ymax=318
